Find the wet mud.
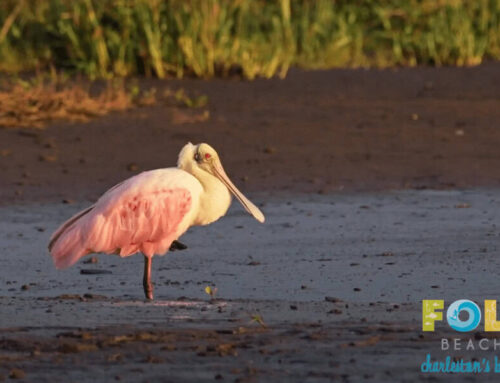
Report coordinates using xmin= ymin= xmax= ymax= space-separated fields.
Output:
xmin=2 ymin=63 xmax=500 ymax=204
xmin=1 ymin=190 xmax=500 ymax=381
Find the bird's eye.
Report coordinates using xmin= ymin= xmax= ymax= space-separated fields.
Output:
xmin=194 ymin=152 xmax=201 ymax=162
xmin=205 ymin=153 xmax=211 ymax=160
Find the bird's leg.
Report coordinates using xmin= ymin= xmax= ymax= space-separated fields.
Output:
xmin=169 ymin=240 xmax=188 ymax=251
xmin=143 ymin=255 xmax=154 ymax=300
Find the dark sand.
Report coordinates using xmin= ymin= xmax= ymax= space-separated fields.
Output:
xmin=2 ymin=63 xmax=500 ymax=204
xmin=1 ymin=64 xmax=500 ymax=382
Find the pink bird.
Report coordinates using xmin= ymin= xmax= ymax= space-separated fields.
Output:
xmin=48 ymin=143 xmax=265 ymax=300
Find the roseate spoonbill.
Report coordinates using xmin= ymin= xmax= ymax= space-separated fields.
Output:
xmin=48 ymin=143 xmax=265 ymax=300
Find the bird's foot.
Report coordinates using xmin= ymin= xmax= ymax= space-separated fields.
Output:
xmin=143 ymin=283 xmax=154 ymax=300
xmin=169 ymin=240 xmax=188 ymax=251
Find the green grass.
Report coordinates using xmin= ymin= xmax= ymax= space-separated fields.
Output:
xmin=0 ymin=0 xmax=499 ymax=79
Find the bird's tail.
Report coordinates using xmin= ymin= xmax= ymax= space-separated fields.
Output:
xmin=48 ymin=206 xmax=93 ymax=269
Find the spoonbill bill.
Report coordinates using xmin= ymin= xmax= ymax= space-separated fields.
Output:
xmin=48 ymin=143 xmax=265 ymax=299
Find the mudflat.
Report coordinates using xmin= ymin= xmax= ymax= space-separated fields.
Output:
xmin=1 ymin=64 xmax=500 ymax=382
xmin=1 ymin=63 xmax=500 ymax=204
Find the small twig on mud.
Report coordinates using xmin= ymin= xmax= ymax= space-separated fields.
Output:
xmin=250 ymin=314 xmax=267 ymax=329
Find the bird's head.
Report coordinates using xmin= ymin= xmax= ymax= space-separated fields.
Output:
xmin=178 ymin=142 xmax=265 ymax=223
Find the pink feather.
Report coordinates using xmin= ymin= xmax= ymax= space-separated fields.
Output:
xmin=49 ymin=170 xmax=194 ymax=269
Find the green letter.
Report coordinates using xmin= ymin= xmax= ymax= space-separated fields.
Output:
xmin=423 ymin=300 xmax=444 ymax=331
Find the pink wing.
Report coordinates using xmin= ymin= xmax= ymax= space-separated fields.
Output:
xmin=50 ymin=170 xmax=195 ymax=269
xmin=87 ymin=187 xmax=192 ymax=257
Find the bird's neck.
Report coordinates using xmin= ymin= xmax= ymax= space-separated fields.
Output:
xmin=190 ymin=167 xmax=232 ymax=226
